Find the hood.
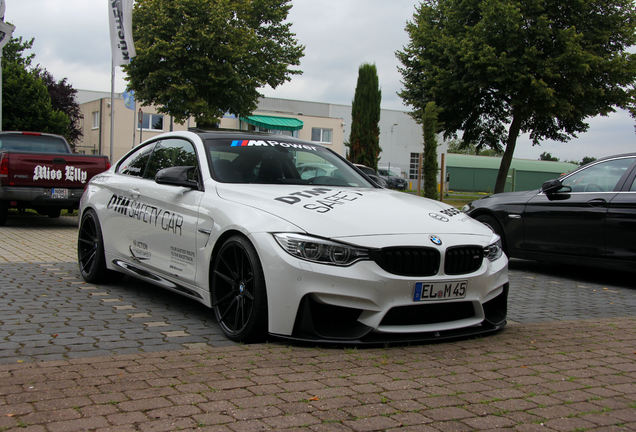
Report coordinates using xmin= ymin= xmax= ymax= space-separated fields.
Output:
xmin=216 ymin=184 xmax=492 ymax=239
xmin=471 ymin=189 xmax=538 ymax=208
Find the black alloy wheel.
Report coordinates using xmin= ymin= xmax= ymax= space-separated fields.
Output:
xmin=211 ymin=235 xmax=267 ymax=342
xmin=77 ymin=209 xmax=108 ymax=282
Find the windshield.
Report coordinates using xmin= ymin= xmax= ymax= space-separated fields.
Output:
xmin=205 ymin=138 xmax=375 ymax=187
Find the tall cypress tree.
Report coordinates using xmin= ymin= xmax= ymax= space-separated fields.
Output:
xmin=347 ymin=64 xmax=381 ymax=168
xmin=422 ymin=101 xmax=439 ymax=200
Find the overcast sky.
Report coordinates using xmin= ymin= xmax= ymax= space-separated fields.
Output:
xmin=5 ymin=0 xmax=635 ymax=161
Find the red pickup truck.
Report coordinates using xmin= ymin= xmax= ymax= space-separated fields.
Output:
xmin=0 ymin=131 xmax=110 ymax=225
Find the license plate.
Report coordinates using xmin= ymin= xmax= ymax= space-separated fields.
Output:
xmin=413 ymin=280 xmax=467 ymax=301
xmin=51 ymin=188 xmax=68 ymax=199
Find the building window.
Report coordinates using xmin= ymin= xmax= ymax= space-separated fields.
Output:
xmin=311 ymin=128 xmax=332 ymax=144
xmin=142 ymin=113 xmax=164 ymax=131
xmin=246 ymin=123 xmax=298 ymax=137
xmin=409 ymin=153 xmax=421 ymax=180
xmin=91 ymin=111 xmax=100 ymax=129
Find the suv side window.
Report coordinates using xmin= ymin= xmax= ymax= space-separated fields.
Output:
xmin=144 ymin=138 xmax=198 ymax=181
xmin=117 ymin=143 xmax=155 ymax=177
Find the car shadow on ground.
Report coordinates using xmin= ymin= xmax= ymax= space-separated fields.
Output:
xmin=2 ymin=213 xmax=78 ymax=228
xmin=508 ymin=258 xmax=634 ymax=289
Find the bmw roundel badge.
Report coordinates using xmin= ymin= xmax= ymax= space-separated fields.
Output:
xmin=429 ymin=235 xmax=442 ymax=245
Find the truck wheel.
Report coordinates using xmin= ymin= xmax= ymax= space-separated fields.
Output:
xmin=0 ymin=202 xmax=7 ymax=226
xmin=78 ymin=209 xmax=108 ymax=282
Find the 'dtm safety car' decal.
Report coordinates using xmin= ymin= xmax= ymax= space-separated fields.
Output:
xmin=107 ymin=194 xmax=184 ymax=235
xmin=275 ymin=187 xmax=363 ymax=213
xmin=33 ymin=165 xmax=89 ymax=183
xmin=231 ymin=139 xmax=318 ymax=151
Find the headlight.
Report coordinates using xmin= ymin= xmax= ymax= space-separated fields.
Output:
xmin=483 ymin=238 xmax=503 ymax=261
xmin=273 ymin=233 xmax=369 ymax=266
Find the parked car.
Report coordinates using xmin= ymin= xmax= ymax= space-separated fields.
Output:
xmin=377 ymin=166 xmax=408 ymax=190
xmin=463 ymin=153 xmax=636 ymax=271
xmin=297 ymin=162 xmax=338 ymax=180
xmin=0 ymin=131 xmax=111 ymax=225
xmin=353 ymin=163 xmax=388 ymax=187
xmin=78 ymin=130 xmax=508 ymax=343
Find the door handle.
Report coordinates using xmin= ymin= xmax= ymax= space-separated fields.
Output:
xmin=586 ymin=198 xmax=607 ymax=207
xmin=130 ymin=189 xmax=141 ymax=199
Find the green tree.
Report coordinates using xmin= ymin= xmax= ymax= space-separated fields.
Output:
xmin=447 ymin=139 xmax=502 ymax=156
xmin=347 ymin=63 xmax=382 ymax=168
xmin=539 ymin=152 xmax=559 ymax=161
xmin=38 ymin=71 xmax=83 ymax=148
xmin=397 ymin=0 xmax=636 ymax=194
xmin=2 ymin=37 xmax=69 ymax=135
xmin=580 ymin=156 xmax=597 ymax=166
xmin=126 ymin=0 xmax=304 ymax=127
xmin=422 ymin=101 xmax=439 ymax=199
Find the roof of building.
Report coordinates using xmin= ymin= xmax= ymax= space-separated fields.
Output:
xmin=446 ymin=153 xmax=578 ymax=174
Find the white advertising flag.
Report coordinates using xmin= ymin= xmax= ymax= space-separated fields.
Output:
xmin=108 ymin=0 xmax=136 ymax=66
xmin=0 ymin=21 xmax=14 ymax=50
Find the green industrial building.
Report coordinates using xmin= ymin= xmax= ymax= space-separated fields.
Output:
xmin=446 ymin=154 xmax=578 ymax=193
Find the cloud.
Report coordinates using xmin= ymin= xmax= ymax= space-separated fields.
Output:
xmin=5 ymin=0 xmax=634 ymax=161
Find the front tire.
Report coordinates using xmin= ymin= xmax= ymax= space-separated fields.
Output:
xmin=211 ymin=235 xmax=267 ymax=342
xmin=77 ymin=209 xmax=108 ymax=283
xmin=475 ymin=214 xmax=508 ymax=255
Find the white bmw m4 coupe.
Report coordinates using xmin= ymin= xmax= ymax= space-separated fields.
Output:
xmin=78 ymin=130 xmax=508 ymax=343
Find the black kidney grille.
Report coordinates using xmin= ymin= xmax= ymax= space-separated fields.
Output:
xmin=371 ymin=247 xmax=440 ymax=276
xmin=445 ymin=246 xmax=484 ymax=275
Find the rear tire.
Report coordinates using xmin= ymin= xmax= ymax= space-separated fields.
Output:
xmin=77 ymin=209 xmax=108 ymax=283
xmin=210 ymin=235 xmax=268 ymax=342
xmin=475 ymin=214 xmax=508 ymax=255
xmin=0 ymin=202 xmax=7 ymax=226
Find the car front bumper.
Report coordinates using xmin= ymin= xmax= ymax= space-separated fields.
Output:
xmin=253 ymin=232 xmax=509 ymax=343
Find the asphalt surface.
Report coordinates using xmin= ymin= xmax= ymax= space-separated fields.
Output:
xmin=0 ymin=213 xmax=634 ymax=431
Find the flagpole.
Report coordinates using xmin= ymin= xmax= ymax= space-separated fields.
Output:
xmin=132 ymin=100 xmax=136 ymax=148
xmin=0 ymin=52 xmax=3 ymax=132
xmin=109 ymin=59 xmax=115 ymax=162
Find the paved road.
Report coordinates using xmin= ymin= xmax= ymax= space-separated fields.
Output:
xmin=0 ymin=214 xmax=634 ymax=364
xmin=0 ymin=214 xmax=634 ymax=432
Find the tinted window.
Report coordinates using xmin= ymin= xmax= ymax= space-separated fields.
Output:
xmin=117 ymin=143 xmax=155 ymax=177
xmin=205 ymin=138 xmax=373 ymax=187
xmin=144 ymin=139 xmax=198 ymax=180
xmin=562 ymin=157 xmax=635 ymax=192
xmin=0 ymin=134 xmax=69 ymax=153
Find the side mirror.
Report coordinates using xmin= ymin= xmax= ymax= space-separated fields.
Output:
xmin=155 ymin=166 xmax=200 ymax=190
xmin=541 ymin=178 xmax=570 ymax=194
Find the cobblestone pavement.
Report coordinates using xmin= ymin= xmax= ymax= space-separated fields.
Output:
xmin=0 ymin=215 xmax=634 ymax=431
